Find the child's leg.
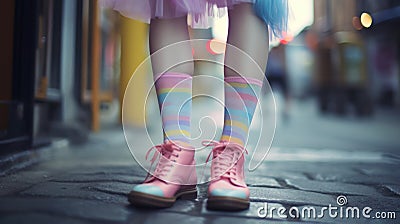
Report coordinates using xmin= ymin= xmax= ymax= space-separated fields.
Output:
xmin=150 ymin=17 xmax=194 ymax=147
xmin=129 ymin=17 xmax=197 ymax=208
xmin=221 ymin=3 xmax=269 ymax=146
xmin=206 ymin=3 xmax=271 ymax=211
xmin=150 ymin=17 xmax=194 ymax=76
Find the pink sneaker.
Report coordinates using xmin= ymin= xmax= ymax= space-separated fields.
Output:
xmin=203 ymin=141 xmax=250 ymax=211
xmin=128 ymin=141 xmax=197 ymax=208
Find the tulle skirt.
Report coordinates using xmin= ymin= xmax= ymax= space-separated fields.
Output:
xmin=101 ymin=0 xmax=288 ymax=37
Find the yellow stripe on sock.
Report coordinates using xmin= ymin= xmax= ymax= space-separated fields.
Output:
xmin=158 ymin=88 xmax=191 ymax=95
xmin=165 ymin=130 xmax=191 ymax=138
xmin=224 ymin=120 xmax=249 ymax=132
xmin=228 ymin=82 xmax=251 ymax=88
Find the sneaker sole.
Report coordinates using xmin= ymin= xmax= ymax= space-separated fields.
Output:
xmin=207 ymin=196 xmax=250 ymax=211
xmin=128 ymin=186 xmax=197 ymax=208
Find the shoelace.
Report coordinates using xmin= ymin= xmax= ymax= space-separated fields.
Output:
xmin=145 ymin=141 xmax=182 ymax=178
xmin=202 ymin=140 xmax=248 ymax=180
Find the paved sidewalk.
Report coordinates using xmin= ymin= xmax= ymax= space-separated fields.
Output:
xmin=0 ymin=126 xmax=399 ymax=224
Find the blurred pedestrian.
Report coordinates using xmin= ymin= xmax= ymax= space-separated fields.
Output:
xmin=102 ymin=0 xmax=287 ymax=211
xmin=266 ymin=44 xmax=290 ymax=120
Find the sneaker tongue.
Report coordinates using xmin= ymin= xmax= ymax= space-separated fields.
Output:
xmin=213 ymin=146 xmax=227 ymax=159
xmin=161 ymin=151 xmax=172 ymax=159
xmin=161 ymin=144 xmax=176 ymax=159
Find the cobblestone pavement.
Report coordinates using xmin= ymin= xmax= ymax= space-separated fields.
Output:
xmin=0 ymin=128 xmax=399 ymax=224
xmin=0 ymin=101 xmax=399 ymax=224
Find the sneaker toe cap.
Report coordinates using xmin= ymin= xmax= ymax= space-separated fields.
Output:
xmin=132 ymin=185 xmax=164 ymax=197
xmin=209 ymin=188 xmax=248 ymax=199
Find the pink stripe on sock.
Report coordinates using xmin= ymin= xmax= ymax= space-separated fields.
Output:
xmin=225 ymin=76 xmax=263 ymax=86
xmin=156 ymin=81 xmax=192 ymax=89
xmin=155 ymin=72 xmax=192 ymax=81
xmin=225 ymin=92 xmax=258 ymax=103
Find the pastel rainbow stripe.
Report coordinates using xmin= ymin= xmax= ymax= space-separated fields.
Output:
xmin=221 ymin=76 xmax=262 ymax=146
xmin=155 ymin=72 xmax=192 ymax=146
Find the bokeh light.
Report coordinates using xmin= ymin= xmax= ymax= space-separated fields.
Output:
xmin=360 ymin=12 xmax=373 ymax=28
xmin=352 ymin=16 xmax=363 ymax=30
xmin=206 ymin=39 xmax=226 ymax=55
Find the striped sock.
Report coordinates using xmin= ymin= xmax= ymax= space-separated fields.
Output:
xmin=155 ymin=72 xmax=192 ymax=147
xmin=221 ymin=76 xmax=263 ymax=146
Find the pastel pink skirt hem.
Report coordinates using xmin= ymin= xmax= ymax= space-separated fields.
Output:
xmin=101 ymin=0 xmax=253 ymax=27
xmin=101 ymin=0 xmax=288 ymax=36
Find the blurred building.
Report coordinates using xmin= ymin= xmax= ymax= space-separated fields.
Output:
xmin=311 ymin=0 xmax=399 ymax=115
xmin=0 ymin=0 xmax=119 ymax=158
xmin=357 ymin=1 xmax=400 ymax=107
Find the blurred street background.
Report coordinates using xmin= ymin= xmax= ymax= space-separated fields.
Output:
xmin=0 ymin=0 xmax=399 ymax=223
